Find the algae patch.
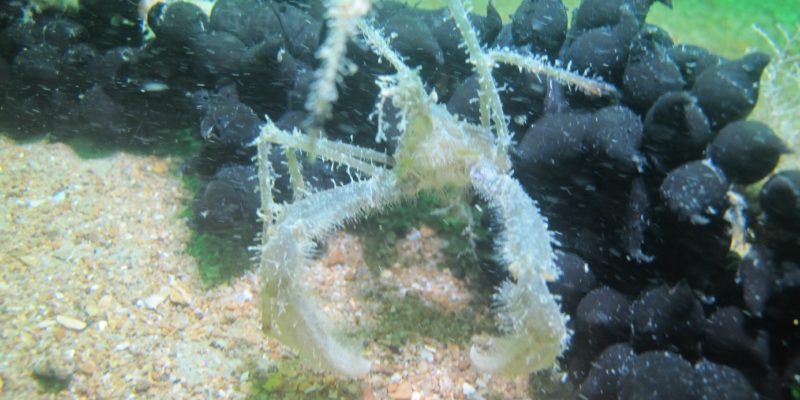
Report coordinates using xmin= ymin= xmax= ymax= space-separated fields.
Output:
xmin=246 ymin=359 xmax=361 ymax=400
xmin=361 ymin=290 xmax=496 ymax=348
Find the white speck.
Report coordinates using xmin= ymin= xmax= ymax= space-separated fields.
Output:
xmin=235 ymin=290 xmax=253 ymax=303
xmin=143 ymin=293 xmax=166 ymax=309
xmin=51 ymin=190 xmax=66 ymax=203
xmin=141 ymin=81 xmax=169 ymax=92
xmin=462 ymin=382 xmax=476 ymax=396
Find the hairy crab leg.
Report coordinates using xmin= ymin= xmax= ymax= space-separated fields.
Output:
xmin=487 ymin=49 xmax=620 ymax=98
xmin=258 ymin=169 xmax=402 ymax=376
xmin=260 ymin=121 xmax=392 ymax=177
xmin=468 ymin=160 xmax=569 ymax=375
xmin=447 ymin=0 xmax=511 ymax=157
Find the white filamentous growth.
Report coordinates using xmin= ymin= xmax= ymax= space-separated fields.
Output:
xmin=468 ymin=160 xmax=569 ymax=375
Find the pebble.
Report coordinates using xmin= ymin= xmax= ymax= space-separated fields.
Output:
xmin=56 ymin=315 xmax=87 ymax=331
xmin=97 ymin=294 xmax=114 ymax=310
xmin=325 ymin=247 xmax=346 ymax=267
xmin=134 ymin=378 xmax=152 ymax=393
xmin=18 ymin=255 xmax=39 ymax=267
xmin=421 ymin=347 xmax=435 ymax=363
xmin=80 ymin=360 xmax=97 ymax=375
xmin=143 ymin=292 xmax=166 ymax=309
xmin=389 ymin=381 xmax=413 ymax=400
xmin=363 ymin=385 xmax=377 ymax=400
xmin=32 ymin=359 xmax=73 ymax=389
xmin=419 ymin=225 xmax=435 ymax=238
xmin=96 ymin=320 xmax=108 ymax=331
xmin=54 ymin=327 xmax=66 ymax=340
xmin=151 ymin=161 xmax=169 ymax=174
xmin=344 ymin=270 xmax=357 ymax=281
xmin=462 ymin=382 xmax=476 ymax=396
xmin=418 ymin=362 xmax=429 ymax=373
xmin=85 ymin=303 xmax=99 ymax=317
xmin=234 ymin=290 xmax=253 ymax=303
xmin=168 ymin=283 xmax=192 ymax=306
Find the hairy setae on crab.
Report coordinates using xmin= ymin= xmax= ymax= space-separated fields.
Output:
xmin=254 ymin=0 xmax=618 ymax=377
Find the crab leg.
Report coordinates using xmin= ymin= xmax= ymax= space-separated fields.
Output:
xmin=447 ymin=0 xmax=510 ymax=155
xmin=260 ymin=121 xmax=392 ymax=177
xmin=468 ymin=160 xmax=569 ymax=375
xmin=258 ymin=169 xmax=402 ymax=376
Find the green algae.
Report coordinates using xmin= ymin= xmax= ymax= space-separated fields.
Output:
xmin=361 ymin=290 xmax=496 ymax=348
xmin=246 ymin=359 xmax=361 ymax=400
xmin=350 ymin=188 xmax=489 ymax=281
xmin=185 ymin=230 xmax=254 ymax=286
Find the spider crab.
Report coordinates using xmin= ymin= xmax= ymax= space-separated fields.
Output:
xmin=254 ymin=0 xmax=618 ymax=377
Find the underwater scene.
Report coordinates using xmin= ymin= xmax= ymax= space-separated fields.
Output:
xmin=0 ymin=0 xmax=798 ymax=398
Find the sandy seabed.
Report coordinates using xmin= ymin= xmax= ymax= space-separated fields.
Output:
xmin=0 ymin=136 xmax=532 ymax=399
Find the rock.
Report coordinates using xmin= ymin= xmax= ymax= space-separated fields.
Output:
xmin=84 ymin=303 xmax=99 ymax=317
xmin=548 ymin=252 xmax=597 ymax=314
xmin=694 ymin=360 xmax=758 ymax=400
xmin=618 ymin=351 xmax=698 ymax=400
xmin=168 ymin=283 xmax=192 ymax=306
xmin=510 ymin=0 xmax=568 ymax=58
xmin=708 ymin=120 xmax=788 ymax=184
xmin=642 ymin=91 xmax=712 ymax=172
xmin=389 ymin=381 xmax=413 ymax=400
xmin=53 ymin=327 xmax=66 ymax=341
xmin=343 ymin=269 xmax=357 ymax=281
xmin=578 ymin=343 xmax=636 ymax=400
xmin=151 ymin=160 xmax=169 ymax=174
xmin=668 ymin=44 xmax=722 ymax=87
xmin=630 ymin=283 xmax=704 ymax=359
xmin=114 ymin=341 xmax=131 ymax=352
xmin=692 ymin=52 xmax=770 ymax=129
xmin=147 ymin=1 xmax=207 ymax=44
xmin=462 ymin=382 xmax=476 ymax=396
xmin=97 ymin=294 xmax=114 ymax=310
xmin=660 ymin=160 xmax=729 ymax=225
xmin=760 ymin=170 xmax=800 ymax=233
xmin=55 ymin=315 xmax=87 ymax=331
xmin=325 ymin=246 xmax=346 ymax=267
xmin=79 ymin=360 xmax=97 ymax=375
xmin=419 ymin=225 xmax=435 ymax=238
xmin=458 ymin=357 xmax=471 ymax=371
xmin=142 ymin=292 xmax=166 ymax=309
xmin=738 ymin=247 xmax=778 ymax=317
xmin=363 ymin=385 xmax=377 ymax=400
xmin=623 ymin=40 xmax=685 ymax=114
xmin=134 ymin=378 xmax=152 ymax=393
xmin=575 ymin=286 xmax=632 ymax=349
xmin=703 ymin=306 xmax=769 ymax=370
xmin=32 ymin=358 xmax=73 ymax=392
